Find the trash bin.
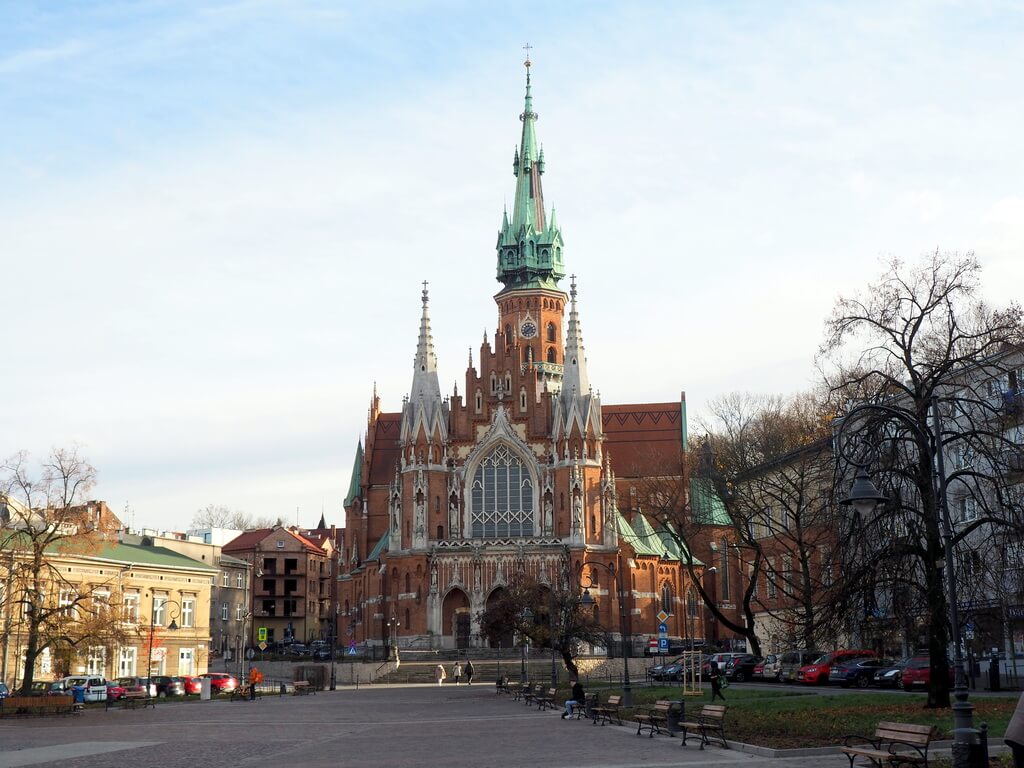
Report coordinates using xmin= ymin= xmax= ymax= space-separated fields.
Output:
xmin=989 ymin=653 xmax=1001 ymax=692
xmin=71 ymin=685 xmax=86 ymax=705
xmin=200 ymin=677 xmax=212 ymax=701
xmin=667 ymin=700 xmax=684 ymax=734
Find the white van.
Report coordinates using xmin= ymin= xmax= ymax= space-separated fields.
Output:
xmin=61 ymin=675 xmax=108 ymax=703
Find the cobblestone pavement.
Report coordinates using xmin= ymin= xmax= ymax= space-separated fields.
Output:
xmin=0 ymin=685 xmax=857 ymax=768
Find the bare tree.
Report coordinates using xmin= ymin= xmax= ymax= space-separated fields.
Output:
xmin=1 ymin=448 xmax=124 ymax=693
xmin=820 ymin=251 xmax=1024 ymax=708
xmin=190 ymin=504 xmax=282 ymax=531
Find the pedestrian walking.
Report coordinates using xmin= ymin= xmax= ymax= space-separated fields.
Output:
xmin=710 ymin=661 xmax=726 ymax=701
xmin=435 ymin=664 xmax=447 ymax=686
xmin=452 ymin=661 xmax=463 ymax=685
xmin=561 ymin=677 xmax=586 ymax=719
xmin=465 ymin=660 xmax=475 ymax=685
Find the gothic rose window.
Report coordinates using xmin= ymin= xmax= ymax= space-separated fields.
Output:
xmin=470 ymin=445 xmax=535 ymax=538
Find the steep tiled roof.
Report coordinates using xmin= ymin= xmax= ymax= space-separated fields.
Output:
xmin=367 ymin=413 xmax=402 ymax=486
xmin=222 ymin=527 xmax=326 ymax=555
xmin=343 ymin=441 xmax=363 ymax=507
xmin=602 ymin=401 xmax=684 ymax=478
xmin=690 ymin=478 xmax=731 ymax=526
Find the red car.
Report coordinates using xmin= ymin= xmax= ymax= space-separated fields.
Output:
xmin=105 ymin=681 xmax=127 ymax=701
xmin=900 ymin=656 xmax=956 ymax=690
xmin=200 ymin=673 xmax=238 ymax=693
xmin=797 ymin=650 xmax=874 ymax=684
xmin=180 ymin=675 xmax=203 ymax=695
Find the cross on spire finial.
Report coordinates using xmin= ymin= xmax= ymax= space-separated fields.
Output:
xmin=570 ymin=273 xmax=577 ymax=299
xmin=523 ymin=43 xmax=532 ymax=66
xmin=421 ymin=280 xmax=429 ymax=304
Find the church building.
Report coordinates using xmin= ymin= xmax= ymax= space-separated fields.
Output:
xmin=338 ymin=59 xmax=705 ymax=654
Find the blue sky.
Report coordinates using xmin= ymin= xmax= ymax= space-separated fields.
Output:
xmin=3 ymin=1 xmax=1023 ymax=531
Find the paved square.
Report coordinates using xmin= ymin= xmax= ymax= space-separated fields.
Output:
xmin=0 ymin=685 xmax=852 ymax=768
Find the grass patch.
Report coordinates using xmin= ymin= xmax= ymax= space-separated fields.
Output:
xmin=592 ymin=685 xmax=1019 ymax=749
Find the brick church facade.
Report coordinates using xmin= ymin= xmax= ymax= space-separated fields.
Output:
xmin=338 ymin=60 xmax=706 ymax=654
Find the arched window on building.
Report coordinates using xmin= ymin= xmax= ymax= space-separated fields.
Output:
xmin=547 ymin=347 xmax=557 ymax=363
xmin=660 ymin=582 xmax=673 ymax=615
xmin=504 ymin=324 xmax=513 ymax=348
xmin=405 ymin=573 xmax=411 ymax=593
xmin=404 ymin=608 xmax=410 ymax=631
xmin=436 ymin=524 xmax=443 ymax=539
xmin=470 ymin=445 xmax=535 ymax=538
xmin=546 ymin=322 xmax=556 ymax=342
xmin=686 ymin=589 xmax=697 ymax=618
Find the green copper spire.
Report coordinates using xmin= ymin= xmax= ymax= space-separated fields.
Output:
xmin=496 ymin=53 xmax=566 ymax=293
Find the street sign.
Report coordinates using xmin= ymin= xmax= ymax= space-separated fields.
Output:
xmin=964 ymin=622 xmax=975 ymax=640
xmin=246 ymin=648 xmax=256 ymax=660
xmin=257 ymin=627 xmax=267 ymax=642
xmin=657 ymin=622 xmax=669 ymax=635
xmin=347 ymin=646 xmax=357 ymax=656
xmin=656 ymin=610 xmax=669 ymax=623
xmin=648 ymin=637 xmax=658 ymax=649
xmin=257 ymin=642 xmax=267 ymax=651
xmin=658 ymin=638 xmax=669 ymax=651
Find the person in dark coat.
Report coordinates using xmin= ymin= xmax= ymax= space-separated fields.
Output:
xmin=465 ymin=660 xmax=475 ymax=685
xmin=562 ymin=678 xmax=586 ymax=719
xmin=710 ymin=661 xmax=726 ymax=701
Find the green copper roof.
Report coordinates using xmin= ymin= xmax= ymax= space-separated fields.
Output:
xmin=495 ymin=63 xmax=566 ymax=293
xmin=344 ymin=441 xmax=363 ymax=507
xmin=690 ymin=478 xmax=731 ymax=526
xmin=615 ymin=511 xmax=662 ymax=557
xmin=656 ymin=523 xmax=702 ymax=566
xmin=3 ymin=533 xmax=216 ymax=572
xmin=366 ymin=533 xmax=387 ymax=562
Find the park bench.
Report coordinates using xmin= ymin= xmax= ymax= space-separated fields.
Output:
xmin=496 ymin=677 xmax=512 ymax=695
xmin=522 ymin=683 xmax=542 ymax=707
xmin=510 ymin=682 xmax=527 ymax=701
xmin=634 ymin=699 xmax=677 ymax=737
xmin=680 ymin=704 xmax=727 ymax=749
xmin=590 ymin=694 xmax=623 ymax=726
xmin=1 ymin=695 xmax=76 ymax=717
xmin=536 ymin=687 xmax=557 ymax=711
xmin=292 ymin=681 xmax=315 ymax=695
xmin=840 ymin=722 xmax=939 ymax=768
xmin=569 ymin=692 xmax=597 ymax=720
xmin=113 ymin=696 xmax=155 ymax=712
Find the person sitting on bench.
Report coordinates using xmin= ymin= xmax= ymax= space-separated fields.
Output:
xmin=561 ymin=678 xmax=585 ymax=720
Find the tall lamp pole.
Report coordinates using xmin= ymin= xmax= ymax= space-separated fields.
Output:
xmin=146 ymin=596 xmax=181 ymax=694
xmin=520 ymin=606 xmax=533 ymax=684
xmin=837 ymin=398 xmax=977 ymax=768
xmin=579 ymin=560 xmax=632 ymax=706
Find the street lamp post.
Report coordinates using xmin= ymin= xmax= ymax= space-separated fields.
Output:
xmin=837 ymin=397 xmax=978 ymax=768
xmin=387 ymin=616 xmax=401 ymax=661
xmin=579 ymin=560 xmax=632 ymax=706
xmin=146 ymin=596 xmax=181 ymax=694
xmin=520 ymin=606 xmax=533 ymax=684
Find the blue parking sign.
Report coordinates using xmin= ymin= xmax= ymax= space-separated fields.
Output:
xmin=658 ymin=637 xmax=669 ymax=650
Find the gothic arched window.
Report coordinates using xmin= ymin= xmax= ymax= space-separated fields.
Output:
xmin=546 ymin=322 xmax=556 ymax=342
xmin=660 ymin=582 xmax=673 ymax=615
xmin=470 ymin=445 xmax=535 ymax=538
xmin=547 ymin=347 xmax=557 ymax=363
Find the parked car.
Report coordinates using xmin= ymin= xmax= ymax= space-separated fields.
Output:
xmin=117 ymin=676 xmax=156 ymax=698
xmin=105 ymin=681 xmax=127 ymax=701
xmin=703 ymin=652 xmax=746 ymax=677
xmin=29 ymin=681 xmax=66 ymax=696
xmin=900 ymin=656 xmax=955 ymax=690
xmin=831 ymin=658 xmax=893 ymax=688
xmin=778 ymin=650 xmax=825 ymax=683
xmin=200 ymin=672 xmax=238 ymax=693
xmin=150 ymin=675 xmax=185 ymax=697
xmin=0 ymin=682 xmax=9 ymax=699
xmin=313 ymin=647 xmax=334 ymax=661
xmin=873 ymin=658 xmax=911 ymax=688
xmin=724 ymin=654 xmax=762 ymax=683
xmin=648 ymin=655 xmax=684 ymax=681
xmin=797 ymin=650 xmax=874 ymax=684
xmin=60 ymin=675 xmax=108 ymax=702
xmin=287 ymin=643 xmax=310 ymax=657
xmin=180 ymin=675 xmax=203 ymax=695
xmin=754 ymin=654 xmax=781 ymax=681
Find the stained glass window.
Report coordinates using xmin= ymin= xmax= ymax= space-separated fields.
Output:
xmin=470 ymin=445 xmax=534 ymax=538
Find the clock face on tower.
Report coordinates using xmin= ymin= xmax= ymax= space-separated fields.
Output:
xmin=520 ymin=321 xmax=537 ymax=338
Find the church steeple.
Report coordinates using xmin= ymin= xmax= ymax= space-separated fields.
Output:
xmin=401 ymin=282 xmax=447 ymax=445
xmin=496 ymin=52 xmax=565 ymax=294
xmin=562 ymin=275 xmax=589 ymax=397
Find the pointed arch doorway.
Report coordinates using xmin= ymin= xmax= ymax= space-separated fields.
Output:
xmin=442 ymin=588 xmax=471 ymax=649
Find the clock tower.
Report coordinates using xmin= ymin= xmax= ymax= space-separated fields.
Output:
xmin=495 ymin=55 xmax=567 ymax=392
